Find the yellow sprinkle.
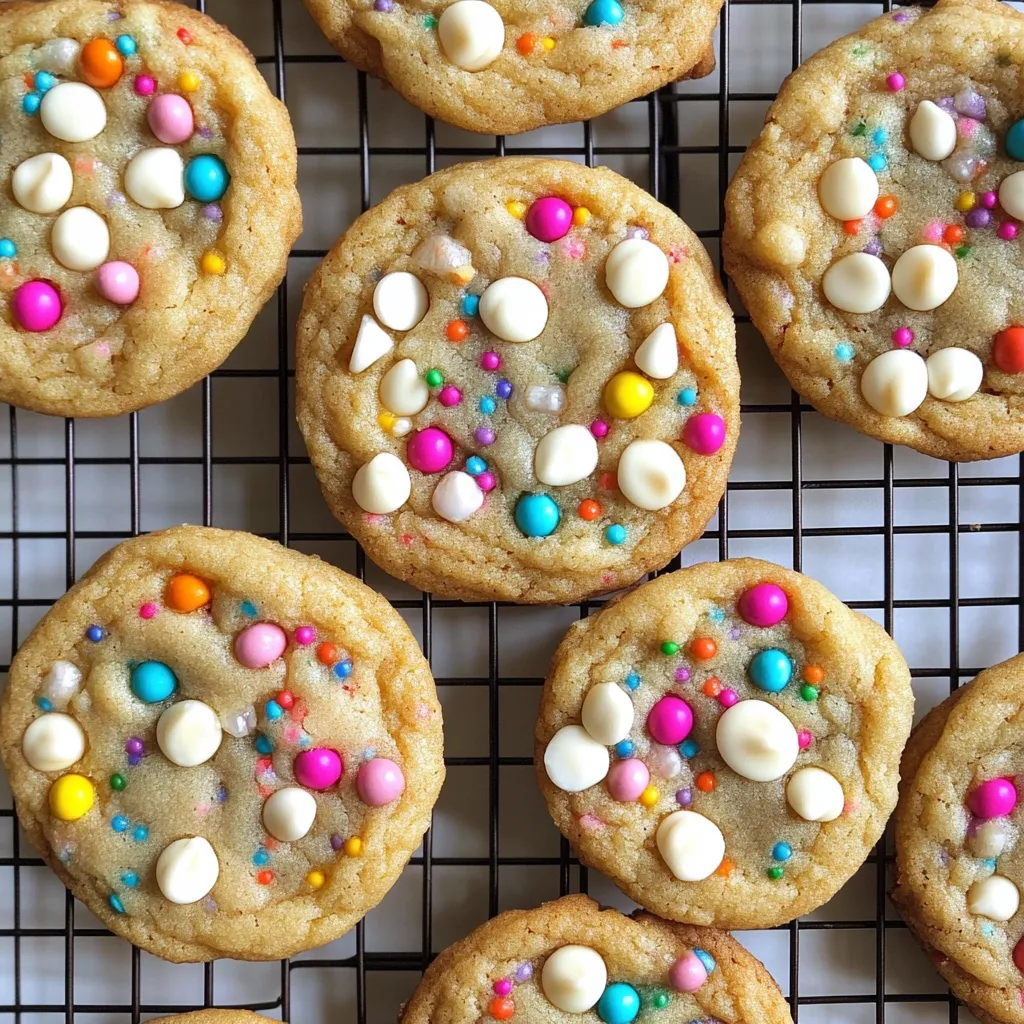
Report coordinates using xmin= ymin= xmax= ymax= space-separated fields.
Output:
xmin=451 ymin=265 xmax=476 ymax=284
xmin=506 ymin=200 xmax=527 ymax=220
xmin=306 ymin=870 xmax=326 ymax=889
xmin=541 ymin=36 xmax=556 ymax=50
xmin=377 ymin=411 xmax=397 ymax=431
xmin=639 ymin=785 xmax=660 ymax=808
xmin=201 ymin=251 xmax=226 ymax=275
xmin=343 ymin=836 xmax=363 ymax=857
xmin=178 ymin=71 xmax=200 ymax=92
xmin=955 ymin=191 xmax=976 ymax=212
xmin=572 ymin=206 xmax=591 ymax=227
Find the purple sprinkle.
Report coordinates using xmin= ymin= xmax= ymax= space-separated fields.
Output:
xmin=937 ymin=96 xmax=956 ymax=113
xmin=676 ymin=787 xmax=693 ymax=807
xmin=674 ymin=667 xmax=691 ymax=682
xmin=127 ymin=753 xmax=142 ymax=767
xmin=475 ymin=426 xmax=495 ymax=446
xmin=729 ymin=627 xmax=741 ymax=640
xmin=374 ymin=0 xmax=393 ymax=10
xmin=203 ymin=204 xmax=223 ymax=222
xmin=107 ymin=191 xmax=125 ymax=206
xmin=515 ymin=963 xmax=533 ymax=982
xmin=954 ymin=88 xmax=987 ymax=121
xmin=625 ymin=226 xmax=650 ymax=240
xmin=107 ymin=10 xmax=122 ymax=18
xmin=496 ymin=379 xmax=513 ymax=399
xmin=893 ymin=10 xmax=908 ymax=21
xmin=938 ymin=849 xmax=950 ymax=867
xmin=863 ymin=240 xmax=883 ymax=256
xmin=330 ymin=833 xmax=344 ymax=851
xmin=125 ymin=737 xmax=143 ymax=756
xmin=216 ymin=786 xmax=228 ymax=803
xmin=199 ymin=126 xmax=213 ymax=139
xmin=966 ymin=208 xmax=992 ymax=228
xmin=535 ymin=250 xmax=550 ymax=263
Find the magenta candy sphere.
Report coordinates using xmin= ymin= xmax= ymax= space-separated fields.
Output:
xmin=147 ymin=93 xmax=195 ymax=144
xmin=357 ymin=757 xmax=406 ymax=806
xmin=738 ymin=582 xmax=789 ymax=628
xmin=134 ymin=74 xmax=156 ymax=96
xmin=477 ymin=471 xmax=496 ymax=492
xmin=438 ymin=385 xmax=462 ymax=407
xmin=234 ymin=622 xmax=287 ymax=668
xmin=12 ymin=280 xmax=62 ymax=331
xmin=669 ymin=953 xmax=708 ymax=993
xmin=295 ymin=625 xmax=315 ymax=645
xmin=968 ymin=777 xmax=1017 ymax=819
xmin=407 ymin=427 xmax=453 ymax=474
xmin=96 ymin=261 xmax=140 ymax=305
xmin=646 ymin=695 xmax=694 ymax=745
xmin=683 ymin=412 xmax=726 ymax=455
xmin=606 ymin=758 xmax=650 ymax=802
xmin=294 ymin=747 xmax=343 ymax=789
xmin=525 ymin=197 xmax=573 ymax=242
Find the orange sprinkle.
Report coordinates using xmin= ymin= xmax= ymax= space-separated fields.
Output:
xmin=943 ymin=224 xmax=964 ymax=245
xmin=445 ymin=319 xmax=469 ymax=342
xmin=489 ymin=997 xmax=515 ymax=1020
xmin=22 ymin=72 xmax=34 ymax=89
xmin=516 ymin=33 xmax=536 ymax=55
xmin=690 ymin=637 xmax=717 ymax=660
xmin=842 ymin=219 xmax=862 ymax=236
xmin=695 ymin=771 xmax=716 ymax=792
xmin=599 ymin=471 xmax=617 ymax=491
xmin=79 ymin=38 xmax=124 ymax=88
xmin=165 ymin=573 xmax=210 ymax=612
xmin=611 ymin=39 xmax=628 ymax=48
xmin=702 ymin=677 xmax=722 ymax=698
xmin=578 ymin=499 xmax=601 ymax=521
xmin=803 ymin=664 xmax=825 ymax=685
xmin=256 ymin=869 xmax=273 ymax=885
xmin=74 ymin=157 xmax=96 ymax=175
xmin=715 ymin=857 xmax=734 ymax=877
xmin=874 ymin=195 xmax=898 ymax=219
xmin=317 ymin=642 xmax=338 ymax=666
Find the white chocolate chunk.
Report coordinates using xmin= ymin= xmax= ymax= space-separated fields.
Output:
xmin=51 ymin=207 xmax=110 ymax=272
xmin=543 ymin=725 xmax=610 ymax=792
xmin=373 ymin=272 xmax=429 ymax=332
xmin=967 ymin=875 xmax=1020 ymax=922
xmin=634 ymin=323 xmax=679 ymax=379
xmin=12 ymin=153 xmax=73 ymax=214
xmin=616 ymin=439 xmax=686 ymax=511
xmin=822 ymin=252 xmax=891 ymax=314
xmin=817 ymin=157 xmax=879 ymax=220
xmin=379 ymin=358 xmax=430 ymax=416
xmin=860 ymin=349 xmax=928 ymax=418
xmin=526 ymin=384 xmax=566 ymax=413
xmin=605 ymin=238 xmax=669 ymax=308
xmin=891 ymin=245 xmax=958 ymax=311
xmin=124 ymin=148 xmax=185 ymax=210
xmin=1000 ymin=171 xmax=1024 ymax=221
xmin=926 ymin=347 xmax=983 ymax=402
xmin=351 ymin=452 xmax=411 ymax=514
xmin=220 ymin=705 xmax=256 ymax=738
xmin=431 ymin=470 xmax=484 ymax=522
xmin=786 ymin=766 xmax=845 ymax=822
xmin=22 ymin=713 xmax=86 ymax=771
xmin=715 ymin=700 xmax=798 ymax=782
xmin=656 ymin=809 xmax=725 ymax=881
xmin=156 ymin=837 xmax=219 ymax=904
xmin=156 ymin=700 xmax=223 ymax=767
xmin=969 ymin=820 xmax=1008 ymax=860
xmin=349 ymin=315 xmax=394 ymax=373
xmin=40 ymin=82 xmax=106 ymax=142
xmin=37 ymin=38 xmax=81 ymax=74
xmin=42 ymin=660 xmax=81 ymax=704
xmin=534 ymin=425 xmax=598 ymax=486
xmin=411 ymin=233 xmax=473 ymax=275
xmin=438 ymin=0 xmax=505 ymax=71
xmin=581 ymin=682 xmax=634 ymax=746
xmin=479 ymin=277 xmax=548 ymax=342
xmin=262 ymin=786 xmax=317 ymax=842
xmin=910 ymin=101 xmax=958 ymax=162
xmin=541 ymin=945 xmax=608 ymax=1014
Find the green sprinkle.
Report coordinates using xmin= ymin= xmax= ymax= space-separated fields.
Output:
xmin=955 ymin=245 xmax=972 ymax=259
xmin=851 ymin=44 xmax=870 ymax=56
xmin=850 ymin=120 xmax=868 ymax=137
xmin=422 ymin=14 xmax=436 ymax=28
xmin=425 ymin=368 xmax=443 ymax=388
xmin=556 ymin=368 xmax=571 ymax=383
xmin=652 ymin=991 xmax=670 ymax=1009
xmin=767 ymin=866 xmax=784 ymax=880
xmin=660 ymin=641 xmax=680 ymax=656
xmin=110 ymin=773 xmax=126 ymax=791
xmin=800 ymin=684 xmax=819 ymax=702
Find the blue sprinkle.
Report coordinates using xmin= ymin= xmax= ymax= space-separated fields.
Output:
xmin=121 ymin=871 xmax=138 ymax=888
xmin=216 ymin=786 xmax=228 ymax=803
xmin=835 ymin=342 xmax=855 ymax=363
xmin=583 ymin=0 xmax=624 ymax=26
xmin=333 ymin=660 xmax=353 ymax=680
xmin=36 ymin=696 xmax=53 ymax=711
xmin=872 ymin=127 xmax=888 ymax=145
xmin=677 ymin=387 xmax=698 ymax=406
xmin=132 ymin=825 xmax=148 ymax=842
xmin=983 ymin=858 xmax=997 ymax=871
xmin=461 ymin=294 xmax=480 ymax=317
xmin=981 ymin=922 xmax=995 ymax=936
xmin=34 ymin=71 xmax=55 ymax=93
xmin=22 ymin=92 xmax=41 ymax=115
xmin=708 ymin=607 xmax=725 ymax=622
xmin=694 ymin=949 xmax=716 ymax=973
xmin=605 ymin=524 xmax=627 ymax=545
xmin=362 ymin=746 xmax=376 ymax=761
xmin=680 ymin=739 xmax=699 ymax=758
xmin=615 ymin=740 xmax=635 ymax=758
xmin=479 ymin=396 xmax=496 ymax=415
xmin=240 ymin=600 xmax=258 ymax=617
xmin=265 ymin=700 xmax=283 ymax=720
xmin=625 ymin=671 xmax=640 ymax=690
xmin=255 ymin=734 xmax=273 ymax=754
xmin=466 ymin=456 xmax=486 ymax=476
xmin=109 ymin=894 xmax=125 ymax=914
xmin=111 ymin=815 xmax=129 ymax=833
xmin=115 ymin=34 xmax=137 ymax=56
xmin=495 ymin=379 xmax=513 ymax=400
xmin=0 ymin=239 xmax=17 ymax=259
xmin=868 ymin=153 xmax=887 ymax=172
xmin=772 ymin=842 xmax=793 ymax=862
xmin=253 ymin=848 xmax=270 ymax=866
xmin=86 ymin=625 xmax=104 ymax=642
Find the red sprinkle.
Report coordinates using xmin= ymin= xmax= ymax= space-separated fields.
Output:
xmin=277 ymin=690 xmax=294 ymax=710
xmin=256 ymin=869 xmax=273 ymax=885
xmin=177 ymin=27 xmax=193 ymax=44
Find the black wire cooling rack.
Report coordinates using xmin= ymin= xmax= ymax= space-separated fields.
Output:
xmin=1 ymin=0 xmax=1011 ymax=1021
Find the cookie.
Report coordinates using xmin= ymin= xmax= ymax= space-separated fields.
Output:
xmin=296 ymin=157 xmax=738 ymax=604
xmin=0 ymin=0 xmax=301 ymax=417
xmin=151 ymin=1014 xmax=279 ymax=1024
xmin=300 ymin=0 xmax=720 ymax=136
xmin=399 ymin=893 xmax=793 ymax=1024
xmin=535 ymin=558 xmax=913 ymax=929
xmin=0 ymin=526 xmax=444 ymax=962
xmin=723 ymin=0 xmax=1024 ymax=462
xmin=893 ymin=655 xmax=1024 ymax=1024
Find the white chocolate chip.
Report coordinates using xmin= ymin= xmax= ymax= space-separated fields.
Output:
xmin=786 ymin=766 xmax=845 ymax=822
xmin=616 ymin=439 xmax=686 ymax=511
xmin=373 ymin=272 xmax=429 ymax=332
xmin=379 ymin=358 xmax=429 ymax=416
xmin=479 ymin=277 xmax=548 ymax=342
xmin=715 ymin=700 xmax=798 ymax=782
xmin=543 ymin=724 xmax=610 ymax=792
xmin=822 ymin=252 xmax=891 ymax=314
xmin=22 ymin=713 xmax=86 ymax=772
xmin=580 ymin=682 xmax=634 ymax=745
xmin=37 ymin=38 xmax=81 ymax=75
xmin=42 ymin=660 xmax=81 ymax=705
xmin=534 ymin=424 xmax=598 ymax=486
xmin=349 ymin=315 xmax=394 ymax=373
xmin=969 ymin=820 xmax=1007 ymax=860
xmin=605 ymin=238 xmax=670 ymax=308
xmin=1000 ymin=171 xmax=1024 ymax=221
xmin=431 ymin=470 xmax=484 ymax=522
xmin=351 ymin=452 xmax=411 ymax=514
xmin=926 ymin=347 xmax=983 ymax=402
xmin=124 ymin=148 xmax=185 ymax=210
xmin=817 ymin=157 xmax=879 ymax=220
xmin=219 ymin=705 xmax=256 ymax=738
xmin=656 ymin=809 xmax=725 ymax=881
xmin=262 ymin=786 xmax=317 ymax=842
xmin=910 ymin=101 xmax=958 ymax=162
xmin=40 ymin=82 xmax=106 ymax=142
xmin=438 ymin=0 xmax=505 ymax=71
xmin=634 ymin=323 xmax=679 ymax=379
xmin=156 ymin=837 xmax=219 ymax=904
xmin=50 ymin=207 xmax=110 ymax=272
xmin=156 ymin=700 xmax=223 ymax=767
xmin=967 ymin=875 xmax=1020 ymax=922
xmin=860 ymin=349 xmax=928 ymax=418
xmin=540 ymin=946 xmax=608 ymax=1014
xmin=891 ymin=245 xmax=958 ymax=311
xmin=12 ymin=153 xmax=73 ymax=214
xmin=526 ymin=384 xmax=566 ymax=413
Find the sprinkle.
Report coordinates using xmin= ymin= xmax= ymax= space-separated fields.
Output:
xmin=333 ymin=661 xmax=353 ymax=680
xmin=886 ymin=72 xmax=905 ymax=91
xmin=109 ymin=894 xmax=125 ymax=914
xmin=253 ymin=848 xmax=270 ymax=866
xmin=625 ymin=226 xmax=649 ymax=240
xmin=331 ymin=833 xmax=344 ymax=851
xmin=850 ymin=120 xmax=867 ymax=137
xmin=480 ymin=351 xmax=500 ymax=371
xmin=115 ymin=35 xmax=137 ymax=56
xmin=541 ymin=36 xmax=556 ymax=50
xmin=475 ymin=426 xmax=496 ymax=446
xmin=516 ymin=33 xmax=536 ymax=54
xmin=178 ymin=71 xmax=200 ymax=92
xmin=203 ymin=203 xmax=223 ymax=222
xmin=139 ymin=602 xmax=158 ymax=619
xmin=112 ymin=815 xmax=129 ymax=833
xmin=439 ymin=385 xmax=462 ymax=407
xmin=256 ymin=869 xmax=274 ymax=885
xmin=461 ymin=294 xmax=480 ymax=317
xmin=694 ymin=950 xmax=716 ymax=974
xmin=307 ymin=870 xmax=326 ymax=889
xmin=134 ymin=74 xmax=156 ymax=96
xmin=22 ymin=93 xmax=41 ymax=115
xmin=702 ymin=677 xmax=722 ymax=697
xmin=999 ymin=222 xmax=1019 ymax=241
xmin=496 ymin=379 xmax=513 ymax=400
xmin=955 ymin=245 xmax=972 ymax=259
xmin=477 ymin=472 xmax=496 ymax=492
xmin=121 ymin=871 xmax=138 ymax=887
xmin=494 ymin=978 xmax=513 ymax=997
xmin=265 ymin=700 xmax=283 ymax=720
xmin=767 ymin=866 xmax=785 ymax=880
xmin=695 ymin=771 xmax=716 ymax=792
xmin=422 ymin=14 xmax=437 ymax=28
xmin=677 ymin=387 xmax=697 ymax=406
xmin=615 ymin=740 xmax=634 ymax=758
xmin=216 ymin=786 xmax=228 ymax=803
xmin=425 ymin=368 xmax=444 ymax=388
xmin=201 ymin=251 xmax=226 ymax=275
xmin=773 ymin=842 xmax=792 ymax=861
xmin=639 ymin=785 xmax=659 ymax=808
xmin=894 ymin=11 xmax=909 ymax=20
xmin=867 ymin=153 xmax=887 ymax=172
xmin=86 ymin=625 xmax=104 ymax=642
xmin=676 ymin=788 xmax=693 ymax=807
xmin=133 ymin=825 xmax=148 ymax=842
xmin=36 ymin=696 xmax=53 ymax=711
xmin=466 ymin=456 xmax=487 ymax=476
xmin=923 ymin=221 xmax=945 ymax=243
xmin=590 ymin=419 xmax=609 ymax=438
xmin=680 ymin=739 xmax=699 ymax=758
xmin=625 ymin=671 xmax=641 ymax=692
xmin=798 ymin=729 xmax=813 ymax=749
xmin=506 ymin=200 xmax=527 ymax=219
xmin=125 ymin=737 xmax=143 ymax=756
xmin=675 ymin=667 xmax=690 ymax=683
xmin=294 ymin=626 xmax=315 ymax=646
xmin=843 ymin=219 xmax=861 ymax=236
xmin=34 ymin=71 xmax=56 ymax=93
xmin=872 ymin=127 xmax=887 ymax=145
xmin=863 ymin=240 xmax=883 ymax=257
xmin=572 ymin=206 xmax=590 ymax=226
xmin=516 ymin=963 xmax=533 ymax=982
xmin=966 ymin=209 xmax=992 ymax=229
xmin=479 ymin=396 xmax=496 ymax=414
xmin=661 ymin=641 xmax=680 ymax=656
xmin=177 ymin=27 xmax=193 ymax=43
xmin=875 ymin=195 xmax=898 ymax=219
xmin=718 ymin=688 xmax=739 ymax=708
xmin=0 ymin=239 xmax=16 ymax=259
xmin=255 ymin=734 xmax=273 ymax=754
xmin=445 ymin=319 xmax=469 ymax=343
xmin=110 ymin=774 xmax=126 ymax=791
xmin=835 ymin=342 xmax=855 ymax=363
xmin=605 ymin=524 xmax=627 ymax=545
xmin=344 ymin=837 xmax=363 ymax=856
xmin=892 ymin=327 xmax=913 ymax=348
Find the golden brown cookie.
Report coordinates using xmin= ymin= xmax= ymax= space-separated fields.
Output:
xmin=301 ymin=0 xmax=720 ymax=136
xmin=0 ymin=526 xmax=444 ymax=962
xmin=536 ymin=559 xmax=913 ymax=929
xmin=399 ymin=894 xmax=794 ymax=1024
xmin=724 ymin=0 xmax=1024 ymax=461
xmin=151 ymin=1014 xmax=280 ymax=1024
xmin=296 ymin=157 xmax=738 ymax=604
xmin=0 ymin=0 xmax=301 ymax=417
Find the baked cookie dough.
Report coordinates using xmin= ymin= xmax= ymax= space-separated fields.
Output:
xmin=399 ymin=894 xmax=793 ymax=1024
xmin=301 ymin=0 xmax=720 ymax=136
xmin=535 ymin=559 xmax=913 ymax=929
xmin=0 ymin=526 xmax=444 ymax=962
xmin=0 ymin=0 xmax=301 ymax=417
xmin=296 ymin=157 xmax=738 ymax=604
xmin=893 ymin=654 xmax=1024 ymax=1024
xmin=151 ymin=1014 xmax=279 ymax=1024
xmin=724 ymin=0 xmax=1024 ymax=461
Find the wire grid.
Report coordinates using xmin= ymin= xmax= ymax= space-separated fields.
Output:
xmin=0 ymin=0 xmax=1007 ymax=1020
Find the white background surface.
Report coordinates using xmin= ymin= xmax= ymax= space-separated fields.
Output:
xmin=0 ymin=0 xmax=1018 ymax=1021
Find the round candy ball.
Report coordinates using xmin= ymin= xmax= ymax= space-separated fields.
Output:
xmin=406 ymin=427 xmax=454 ymax=474
xmin=184 ymin=154 xmax=230 ymax=202
xmin=356 ymin=757 xmax=406 ymax=806
xmin=234 ymin=622 xmax=287 ymax=668
xmin=1014 ymin=935 xmax=1024 ymax=973
xmin=749 ymin=648 xmax=792 ymax=692
xmin=515 ymin=493 xmax=560 ymax=537
xmin=166 ymin=572 xmax=210 ymax=611
xmin=584 ymin=0 xmax=624 ymax=25
xmin=95 ymin=261 xmax=140 ymax=305
xmin=1007 ymin=119 xmax=1024 ymax=162
xmin=79 ymin=38 xmax=123 ymax=88
xmin=669 ymin=952 xmax=708 ymax=993
xmin=130 ymin=660 xmax=177 ymax=703
xmin=646 ymin=695 xmax=694 ymax=745
xmin=683 ymin=412 xmax=727 ymax=455
xmin=738 ymin=582 xmax=788 ymax=627
xmin=606 ymin=758 xmax=650 ymax=802
xmin=49 ymin=773 xmax=95 ymax=821
xmin=968 ymin=777 xmax=1018 ymax=820
xmin=597 ymin=982 xmax=640 ymax=1024
xmin=994 ymin=327 xmax=1024 ymax=374
xmin=525 ymin=197 xmax=573 ymax=242
xmin=294 ymin=748 xmax=343 ymax=790
xmin=148 ymin=93 xmax=194 ymax=145
xmin=12 ymin=280 xmax=62 ymax=332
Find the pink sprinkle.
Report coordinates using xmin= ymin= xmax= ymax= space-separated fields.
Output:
xmin=843 ymin=801 xmax=856 ymax=815
xmin=590 ymin=419 xmax=609 ymax=438
xmin=285 ymin=726 xmax=301 ymax=743
xmin=892 ymin=327 xmax=913 ymax=348
xmin=578 ymin=813 xmax=606 ymax=831
xmin=139 ymin=602 xmax=158 ymax=619
xmin=958 ymin=117 xmax=979 ymax=139
xmin=982 ymin=191 xmax=998 ymax=209
xmin=94 ymin=342 xmax=110 ymax=358
xmin=295 ymin=625 xmax=315 ymax=645
xmin=999 ymin=222 xmax=1019 ymax=240
xmin=675 ymin=666 xmax=690 ymax=682
xmin=561 ymin=238 xmax=586 ymax=260
xmin=798 ymin=729 xmax=813 ymax=750
xmin=887 ymin=72 xmax=905 ymax=91
xmin=718 ymin=688 xmax=739 ymax=708
xmin=365 ymin=513 xmax=384 ymax=524
xmin=196 ymin=803 xmax=211 ymax=816
xmin=493 ymin=979 xmax=512 ymax=997
xmin=134 ymin=74 xmax=156 ymax=96
xmin=476 ymin=471 xmax=496 ymax=492
xmin=480 ymin=351 xmax=500 ymax=371
xmin=438 ymin=384 xmax=462 ymax=407
xmin=922 ymin=221 xmax=944 ymax=243
xmin=669 ymin=243 xmax=689 ymax=264
xmin=415 ymin=702 xmax=433 ymax=720
xmin=401 ymin=533 xmax=415 ymax=545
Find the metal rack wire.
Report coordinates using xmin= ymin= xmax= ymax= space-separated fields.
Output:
xmin=0 ymin=0 xmax=1003 ymax=1021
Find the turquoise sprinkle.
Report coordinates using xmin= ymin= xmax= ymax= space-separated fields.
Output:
xmin=983 ymin=858 xmax=997 ymax=870
xmin=0 ymin=239 xmax=17 ymax=259
xmin=773 ymin=842 xmax=793 ymax=862
xmin=132 ymin=825 xmax=148 ymax=842
xmin=677 ymin=387 xmax=698 ymax=406
xmin=479 ymin=396 xmax=496 ymax=415
xmin=605 ymin=524 xmax=627 ymax=545
xmin=982 ymin=922 xmax=995 ymax=936
xmin=466 ymin=456 xmax=486 ymax=476
xmin=868 ymin=153 xmax=887 ymax=172
xmin=872 ymin=127 xmax=887 ymax=145
xmin=22 ymin=92 xmax=41 ymax=114
xmin=240 ymin=600 xmax=258 ymax=617
xmin=255 ymin=734 xmax=273 ymax=754
xmin=615 ymin=740 xmax=634 ymax=758
xmin=625 ymin=671 xmax=640 ymax=690
xmin=34 ymin=72 xmax=55 ymax=93
xmin=109 ymin=894 xmax=125 ymax=914
xmin=835 ymin=343 xmax=855 ymax=363
xmin=265 ymin=700 xmax=283 ymax=720
xmin=115 ymin=34 xmax=137 ymax=56
xmin=461 ymin=294 xmax=480 ymax=317
xmin=333 ymin=661 xmax=353 ymax=680
xmin=253 ymin=848 xmax=270 ymax=866
xmin=35 ymin=696 xmax=53 ymax=711
xmin=121 ymin=872 xmax=138 ymax=888
xmin=680 ymin=739 xmax=699 ymax=758
xmin=708 ymin=607 xmax=725 ymax=622
xmin=694 ymin=949 xmax=716 ymax=973
xmin=111 ymin=815 xmax=129 ymax=833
